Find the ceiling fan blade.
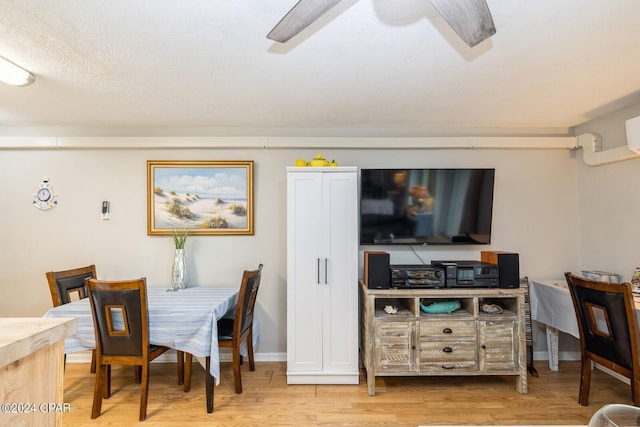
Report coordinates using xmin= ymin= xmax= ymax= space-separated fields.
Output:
xmin=267 ymin=0 xmax=343 ymax=43
xmin=430 ymin=0 xmax=496 ymax=47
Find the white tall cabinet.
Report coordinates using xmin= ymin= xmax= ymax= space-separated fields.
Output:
xmin=286 ymin=166 xmax=359 ymax=384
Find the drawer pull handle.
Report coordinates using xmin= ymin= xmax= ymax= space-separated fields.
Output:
xmin=442 ymin=328 xmax=453 ymax=334
xmin=441 ymin=365 xmax=455 ymax=370
xmin=443 ymin=346 xmax=453 ymax=353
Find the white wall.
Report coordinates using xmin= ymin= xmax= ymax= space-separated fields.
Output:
xmin=576 ymin=158 xmax=640 ymax=277
xmin=0 ymin=142 xmax=580 ymax=357
xmin=356 ymin=149 xmax=579 ymax=276
xmin=575 ymin=104 xmax=640 ymax=280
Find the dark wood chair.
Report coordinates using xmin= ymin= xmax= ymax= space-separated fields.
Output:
xmin=86 ymin=277 xmax=169 ymax=421
xmin=565 ymin=272 xmax=640 ymax=406
xmin=46 ymin=265 xmax=97 ymax=373
xmin=184 ymin=264 xmax=263 ymax=402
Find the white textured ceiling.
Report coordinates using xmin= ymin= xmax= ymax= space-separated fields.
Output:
xmin=1 ymin=0 xmax=640 ymax=138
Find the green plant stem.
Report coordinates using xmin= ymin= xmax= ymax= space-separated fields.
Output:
xmin=172 ymin=228 xmax=189 ymax=249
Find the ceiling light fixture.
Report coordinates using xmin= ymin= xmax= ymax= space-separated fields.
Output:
xmin=0 ymin=55 xmax=35 ymax=86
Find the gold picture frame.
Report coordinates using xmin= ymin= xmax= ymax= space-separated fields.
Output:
xmin=147 ymin=160 xmax=254 ymax=236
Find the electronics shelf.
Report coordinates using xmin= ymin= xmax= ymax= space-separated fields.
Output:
xmin=359 ymin=282 xmax=528 ymax=396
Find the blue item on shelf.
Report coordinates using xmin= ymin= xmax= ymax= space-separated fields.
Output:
xmin=420 ymin=300 xmax=461 ymax=314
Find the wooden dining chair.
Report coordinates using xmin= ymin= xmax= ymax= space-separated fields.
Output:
xmin=46 ymin=264 xmax=98 ymax=373
xmin=565 ymin=272 xmax=640 ymax=406
xmin=184 ymin=264 xmax=263 ymax=396
xmin=86 ymin=277 xmax=170 ymax=421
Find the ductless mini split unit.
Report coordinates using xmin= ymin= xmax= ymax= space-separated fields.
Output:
xmin=576 ymin=116 xmax=640 ymax=166
xmin=625 ymin=116 xmax=640 ymax=154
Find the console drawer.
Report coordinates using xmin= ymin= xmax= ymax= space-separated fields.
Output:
xmin=419 ymin=340 xmax=477 ymax=362
xmin=420 ymin=320 xmax=476 ymax=339
xmin=420 ymin=359 xmax=478 ymax=373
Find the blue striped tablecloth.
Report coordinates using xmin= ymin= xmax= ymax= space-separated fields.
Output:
xmin=43 ymin=286 xmax=252 ymax=384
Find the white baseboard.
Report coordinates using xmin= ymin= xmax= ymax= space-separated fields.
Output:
xmin=528 ymin=356 xmax=631 ymax=385
xmin=533 ymin=350 xmax=580 ymax=362
xmin=65 ymin=351 xmax=93 ymax=364
xmin=69 ymin=350 xmax=579 ymax=364
xmin=594 ymin=364 xmax=630 ymax=384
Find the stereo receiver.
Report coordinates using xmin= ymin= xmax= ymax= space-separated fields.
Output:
xmin=390 ymin=265 xmax=445 ymax=289
xmin=430 ymin=260 xmax=499 ymax=288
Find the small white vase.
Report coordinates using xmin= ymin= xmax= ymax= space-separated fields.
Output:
xmin=171 ymin=248 xmax=187 ymax=290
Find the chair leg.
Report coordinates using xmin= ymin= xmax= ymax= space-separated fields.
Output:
xmin=90 ymin=349 xmax=96 ymax=373
xmin=232 ymin=344 xmax=242 ymax=394
xmin=105 ymin=365 xmax=111 ymax=398
xmin=177 ymin=350 xmax=184 ymax=386
xmin=91 ymin=364 xmax=106 ymax=419
xmin=632 ymin=377 xmax=640 ymax=406
xmin=578 ymin=358 xmax=592 ymax=406
xmin=184 ymin=353 xmax=192 ymax=392
xmin=139 ymin=362 xmax=150 ymax=421
xmin=134 ymin=365 xmax=142 ymax=384
xmin=247 ymin=329 xmax=255 ymax=371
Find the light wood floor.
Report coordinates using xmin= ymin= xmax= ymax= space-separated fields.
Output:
xmin=60 ymin=361 xmax=632 ymax=426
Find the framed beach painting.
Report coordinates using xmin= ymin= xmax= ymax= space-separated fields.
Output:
xmin=147 ymin=160 xmax=254 ymax=235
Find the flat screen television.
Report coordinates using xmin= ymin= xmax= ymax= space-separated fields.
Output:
xmin=360 ymin=168 xmax=495 ymax=245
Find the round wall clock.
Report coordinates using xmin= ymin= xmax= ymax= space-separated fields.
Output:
xmin=33 ymin=177 xmax=58 ymax=210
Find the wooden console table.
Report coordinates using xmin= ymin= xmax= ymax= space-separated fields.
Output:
xmin=359 ymin=282 xmax=528 ymax=396
xmin=0 ymin=317 xmax=76 ymax=426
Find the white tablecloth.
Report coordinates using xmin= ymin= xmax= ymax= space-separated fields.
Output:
xmin=529 ymin=279 xmax=579 ymax=338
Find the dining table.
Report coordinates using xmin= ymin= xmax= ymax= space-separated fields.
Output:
xmin=528 ymin=279 xmax=579 ymax=371
xmin=43 ymin=286 xmax=257 ymax=413
xmin=529 ymin=279 xmax=640 ymax=371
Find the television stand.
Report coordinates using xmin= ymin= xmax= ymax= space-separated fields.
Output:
xmin=359 ymin=282 xmax=528 ymax=396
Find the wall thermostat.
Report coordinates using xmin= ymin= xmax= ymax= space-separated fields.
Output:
xmin=101 ymin=201 xmax=110 ymax=220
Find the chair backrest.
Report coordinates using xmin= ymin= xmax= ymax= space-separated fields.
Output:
xmin=86 ymin=277 xmax=149 ymax=359
xmin=565 ymin=272 xmax=640 ymax=375
xmin=234 ymin=264 xmax=263 ymax=338
xmin=46 ymin=265 xmax=97 ymax=306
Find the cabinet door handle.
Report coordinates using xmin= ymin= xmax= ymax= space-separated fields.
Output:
xmin=443 ymin=346 xmax=453 ymax=353
xmin=317 ymin=258 xmax=321 ymax=284
xmin=441 ymin=365 xmax=455 ymax=370
xmin=442 ymin=328 xmax=453 ymax=334
xmin=324 ymin=258 xmax=328 ymax=284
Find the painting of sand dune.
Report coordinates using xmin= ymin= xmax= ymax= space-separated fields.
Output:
xmin=147 ymin=160 xmax=254 ymax=235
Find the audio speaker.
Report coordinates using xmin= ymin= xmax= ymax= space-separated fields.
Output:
xmin=481 ymin=251 xmax=520 ymax=289
xmin=364 ymin=251 xmax=390 ymax=289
